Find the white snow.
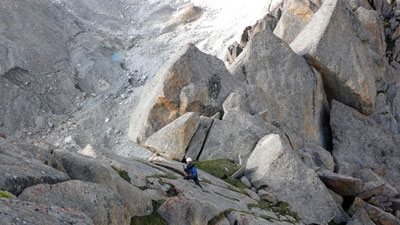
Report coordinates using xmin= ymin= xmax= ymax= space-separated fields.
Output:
xmin=124 ymin=0 xmax=273 ymax=81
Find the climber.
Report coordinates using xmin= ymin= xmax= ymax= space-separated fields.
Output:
xmin=183 ymin=157 xmax=203 ymax=189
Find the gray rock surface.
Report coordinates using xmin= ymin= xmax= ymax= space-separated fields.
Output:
xmin=230 ymin=25 xmax=330 ymax=150
xmin=0 ymin=198 xmax=94 ymax=225
xmin=330 ymin=100 xmax=400 ymax=191
xmin=144 ymin=112 xmax=200 ymax=160
xmin=290 ymin=0 xmax=379 ymax=115
xmin=52 ymin=149 xmax=153 ymax=216
xmin=245 ymin=134 xmax=337 ymax=224
xmin=0 ymin=138 xmax=69 ymax=195
xmin=19 ymin=180 xmax=130 ymax=225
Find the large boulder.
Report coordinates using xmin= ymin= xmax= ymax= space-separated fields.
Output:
xmin=230 ymin=25 xmax=329 ymax=150
xmin=222 ymin=108 xmax=278 ymax=139
xmin=290 ymin=0 xmax=379 ymax=115
xmin=0 ymin=138 xmax=69 ymax=195
xmin=245 ymin=134 xmax=337 ymax=224
xmin=128 ymin=44 xmax=245 ymax=144
xmin=198 ymin=119 xmax=259 ymax=164
xmin=52 ymin=149 xmax=153 ymax=216
xmin=273 ymin=0 xmax=322 ymax=43
xmin=144 ymin=112 xmax=200 ymax=161
xmin=19 ymin=180 xmax=130 ymax=225
xmin=0 ymin=198 xmax=94 ymax=225
xmin=330 ymin=100 xmax=400 ymax=191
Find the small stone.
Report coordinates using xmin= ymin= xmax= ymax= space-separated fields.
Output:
xmin=64 ymin=136 xmax=74 ymax=144
xmin=105 ymin=117 xmax=110 ymax=123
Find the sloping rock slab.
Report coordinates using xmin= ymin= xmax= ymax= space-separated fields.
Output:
xmin=290 ymin=0 xmax=379 ymax=114
xmin=330 ymin=100 xmax=400 ymax=191
xmin=144 ymin=112 xmax=199 ymax=161
xmin=157 ymin=177 xmax=257 ymax=225
xmin=129 ymin=44 xmax=245 ymax=144
xmin=19 ymin=180 xmax=129 ymax=225
xmin=317 ymin=169 xmax=365 ymax=196
xmin=79 ymin=144 xmax=173 ymax=188
xmin=0 ymin=198 xmax=94 ymax=225
xmin=52 ymin=149 xmax=152 ymax=216
xmin=245 ymin=134 xmax=337 ymax=224
xmin=0 ymin=138 xmax=69 ymax=195
xmin=230 ymin=25 xmax=329 ymax=150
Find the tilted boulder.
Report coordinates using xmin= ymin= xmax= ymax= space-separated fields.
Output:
xmin=330 ymin=100 xmax=400 ymax=191
xmin=0 ymin=138 xmax=69 ymax=195
xmin=185 ymin=116 xmax=214 ymax=160
xmin=297 ymin=142 xmax=335 ymax=171
xmin=128 ymin=44 xmax=245 ymax=144
xmin=273 ymin=0 xmax=322 ymax=43
xmin=222 ymin=108 xmax=278 ymax=139
xmin=353 ymin=168 xmax=387 ymax=200
xmin=347 ymin=208 xmax=375 ymax=225
xmin=230 ymin=24 xmax=329 ymax=150
xmin=290 ymin=0 xmax=379 ymax=115
xmin=19 ymin=180 xmax=130 ymax=225
xmin=52 ymin=149 xmax=153 ymax=216
xmin=0 ymin=198 xmax=94 ymax=225
xmin=198 ymin=119 xmax=259 ymax=164
xmin=245 ymin=134 xmax=337 ymax=224
xmin=348 ymin=197 xmax=400 ymax=225
xmin=317 ymin=169 xmax=365 ymax=197
xmin=354 ymin=7 xmax=386 ymax=58
xmin=144 ymin=112 xmax=200 ymax=161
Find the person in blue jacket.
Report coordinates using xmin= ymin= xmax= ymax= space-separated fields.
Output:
xmin=184 ymin=158 xmax=203 ymax=189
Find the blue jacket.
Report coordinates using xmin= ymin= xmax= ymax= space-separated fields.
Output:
xmin=184 ymin=163 xmax=198 ymax=179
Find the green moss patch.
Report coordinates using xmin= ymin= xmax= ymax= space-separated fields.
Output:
xmin=0 ymin=190 xmax=12 ymax=199
xmin=383 ymin=21 xmax=390 ymax=28
xmin=194 ymin=159 xmax=247 ymax=192
xmin=112 ymin=166 xmax=131 ymax=183
xmin=131 ymin=200 xmax=168 ymax=225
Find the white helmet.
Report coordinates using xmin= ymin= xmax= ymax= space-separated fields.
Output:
xmin=186 ymin=157 xmax=192 ymax=162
